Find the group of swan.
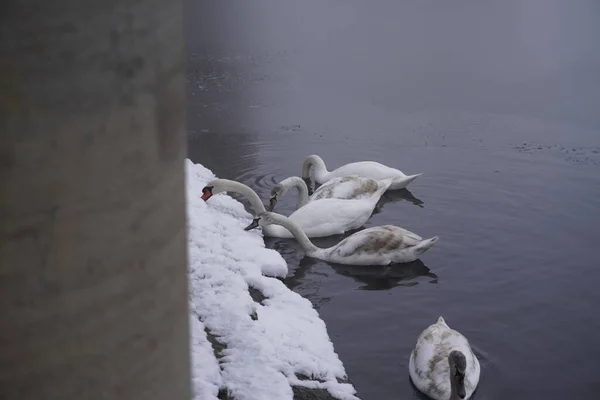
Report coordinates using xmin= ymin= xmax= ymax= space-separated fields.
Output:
xmin=202 ymin=177 xmax=392 ymax=240
xmin=201 ymin=154 xmax=480 ymax=399
xmin=201 ymin=155 xmax=438 ymax=264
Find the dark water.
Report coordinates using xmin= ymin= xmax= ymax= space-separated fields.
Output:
xmin=185 ymin=0 xmax=600 ymax=398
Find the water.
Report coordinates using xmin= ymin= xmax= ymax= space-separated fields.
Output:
xmin=185 ymin=0 xmax=600 ymax=398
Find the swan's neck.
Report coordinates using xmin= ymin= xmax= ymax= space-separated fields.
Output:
xmin=448 ymin=356 xmax=465 ymax=400
xmin=283 ymin=176 xmax=310 ymax=208
xmin=449 ymin=378 xmax=462 ymax=400
xmin=217 ymin=179 xmax=266 ymax=214
xmin=268 ymin=213 xmax=320 ymax=255
xmin=301 ymin=155 xmax=328 ymax=183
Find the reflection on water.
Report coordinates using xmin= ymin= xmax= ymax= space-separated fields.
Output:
xmin=381 ymin=188 xmax=424 ymax=208
xmin=373 ymin=188 xmax=424 ymax=216
xmin=271 ymin=236 xmax=437 ymax=309
xmin=186 ymin=0 xmax=600 ymax=399
xmin=329 ymin=259 xmax=438 ymax=291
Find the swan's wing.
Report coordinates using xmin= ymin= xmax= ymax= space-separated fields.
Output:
xmin=383 ymin=225 xmax=423 ymax=242
xmin=331 ymin=225 xmax=418 ymax=258
xmin=344 ymin=225 xmax=424 ymax=246
xmin=310 ymin=175 xmax=382 ymax=201
xmin=309 ymin=177 xmax=353 ymax=201
xmin=465 ymin=354 xmax=481 ymax=398
xmin=288 ymin=198 xmax=372 ymax=234
xmin=328 ymin=161 xmax=402 ymax=180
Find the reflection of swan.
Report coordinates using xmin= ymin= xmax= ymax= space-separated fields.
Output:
xmin=262 ymin=241 xmax=333 ymax=310
xmin=202 ymin=178 xmax=386 ymax=238
xmin=244 ymin=211 xmax=439 ymax=265
xmin=329 ymin=259 xmax=438 ymax=290
xmin=301 ymin=154 xmax=422 ymax=190
xmin=409 ymin=317 xmax=481 ymax=400
xmin=379 ymin=188 xmax=425 ymax=208
xmin=370 ymin=187 xmax=426 ymax=217
xmin=268 ymin=175 xmax=393 ymax=211
xmin=288 ymin=256 xmax=332 ymax=310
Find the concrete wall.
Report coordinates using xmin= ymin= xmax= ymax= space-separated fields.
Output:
xmin=0 ymin=1 xmax=191 ymax=399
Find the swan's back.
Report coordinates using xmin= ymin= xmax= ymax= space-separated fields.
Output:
xmin=310 ymin=175 xmax=384 ymax=201
xmin=328 ymin=226 xmax=425 ymax=265
xmin=271 ymin=198 xmax=376 ymax=238
xmin=327 ymin=161 xmax=401 ymax=182
xmin=409 ymin=318 xmax=480 ymax=400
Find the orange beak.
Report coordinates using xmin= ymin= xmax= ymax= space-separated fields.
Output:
xmin=201 ymin=191 xmax=211 ymax=201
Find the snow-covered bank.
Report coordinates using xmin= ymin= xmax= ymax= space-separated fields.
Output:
xmin=185 ymin=159 xmax=359 ymax=400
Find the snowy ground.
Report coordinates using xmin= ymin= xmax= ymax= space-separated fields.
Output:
xmin=186 ymin=159 xmax=359 ymax=400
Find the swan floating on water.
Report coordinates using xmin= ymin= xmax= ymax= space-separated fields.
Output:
xmin=268 ymin=175 xmax=392 ymax=211
xmin=409 ymin=316 xmax=481 ymax=400
xmin=301 ymin=154 xmax=422 ymax=190
xmin=202 ymin=178 xmax=386 ymax=238
xmin=244 ymin=211 xmax=439 ymax=265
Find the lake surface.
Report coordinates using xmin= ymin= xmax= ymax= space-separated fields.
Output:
xmin=184 ymin=0 xmax=600 ymax=398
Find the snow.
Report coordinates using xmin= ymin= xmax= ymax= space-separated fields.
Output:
xmin=189 ymin=314 xmax=222 ymax=399
xmin=186 ymin=159 xmax=359 ymax=400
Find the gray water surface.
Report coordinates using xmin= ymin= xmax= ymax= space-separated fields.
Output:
xmin=185 ymin=1 xmax=600 ymax=398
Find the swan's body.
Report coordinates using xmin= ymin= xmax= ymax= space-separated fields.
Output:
xmin=301 ymin=154 xmax=422 ymax=190
xmin=245 ymin=211 xmax=439 ymax=265
xmin=201 ymin=179 xmax=385 ymax=238
xmin=269 ymin=175 xmax=392 ymax=211
xmin=409 ymin=317 xmax=480 ymax=400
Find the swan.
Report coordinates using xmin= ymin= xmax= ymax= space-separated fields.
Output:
xmin=268 ymin=175 xmax=393 ymax=211
xmin=301 ymin=154 xmax=423 ymax=190
xmin=201 ymin=178 xmax=387 ymax=238
xmin=409 ymin=316 xmax=481 ymax=400
xmin=244 ymin=211 xmax=439 ymax=265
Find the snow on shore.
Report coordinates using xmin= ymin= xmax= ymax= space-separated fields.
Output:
xmin=186 ymin=159 xmax=359 ymax=400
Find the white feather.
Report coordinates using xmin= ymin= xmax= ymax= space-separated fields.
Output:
xmin=302 ymin=155 xmax=422 ymax=190
xmin=251 ymin=213 xmax=439 ymax=265
xmin=409 ymin=317 xmax=481 ymax=400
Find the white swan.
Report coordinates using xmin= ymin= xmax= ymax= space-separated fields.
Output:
xmin=268 ymin=175 xmax=393 ymax=211
xmin=301 ymin=154 xmax=423 ymax=190
xmin=201 ymin=178 xmax=386 ymax=238
xmin=409 ymin=317 xmax=481 ymax=400
xmin=244 ymin=211 xmax=439 ymax=265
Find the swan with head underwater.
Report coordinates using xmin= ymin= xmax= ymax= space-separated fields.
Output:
xmin=244 ymin=211 xmax=439 ymax=265
xmin=267 ymin=174 xmax=392 ymax=211
xmin=409 ymin=316 xmax=481 ymax=400
xmin=201 ymin=178 xmax=391 ymax=238
xmin=301 ymin=154 xmax=423 ymax=191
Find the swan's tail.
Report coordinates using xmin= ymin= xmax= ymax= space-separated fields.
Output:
xmin=437 ymin=316 xmax=448 ymax=326
xmin=388 ymin=172 xmax=423 ymax=190
xmin=413 ymin=236 xmax=439 ymax=256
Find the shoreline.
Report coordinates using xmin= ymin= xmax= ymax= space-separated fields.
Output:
xmin=186 ymin=159 xmax=359 ymax=400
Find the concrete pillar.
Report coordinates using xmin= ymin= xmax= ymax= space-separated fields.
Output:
xmin=0 ymin=1 xmax=191 ymax=399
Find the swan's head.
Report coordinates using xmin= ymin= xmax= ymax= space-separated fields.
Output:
xmin=243 ymin=212 xmax=276 ymax=231
xmin=449 ymin=350 xmax=467 ymax=399
xmin=201 ymin=185 xmax=214 ymax=201
xmin=268 ymin=184 xmax=284 ymax=211
xmin=201 ymin=180 xmax=228 ymax=201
